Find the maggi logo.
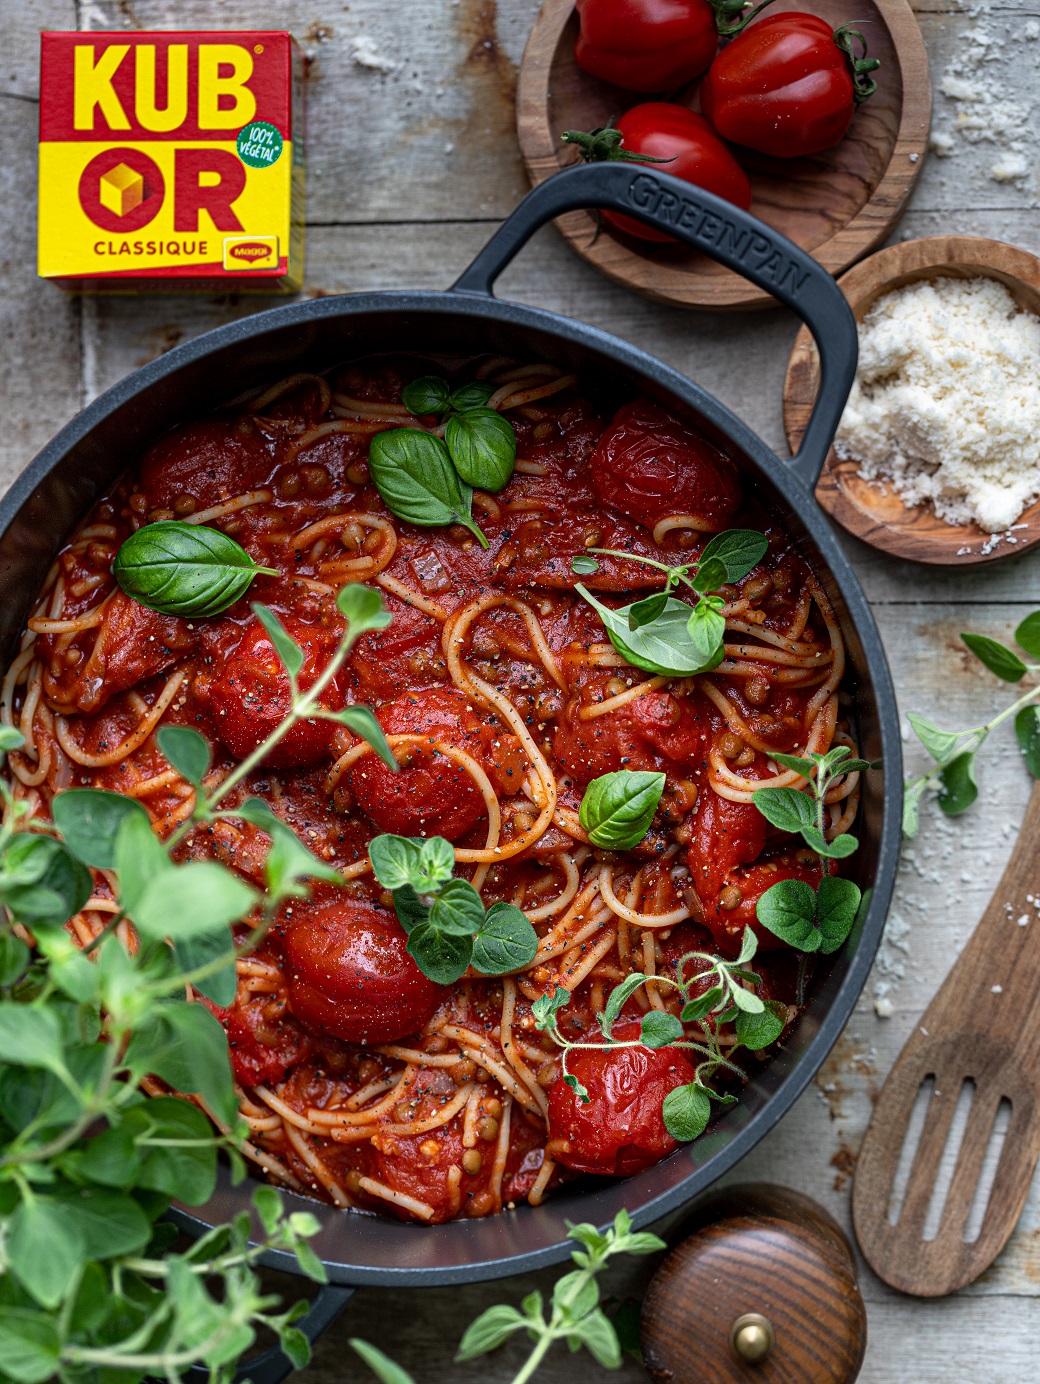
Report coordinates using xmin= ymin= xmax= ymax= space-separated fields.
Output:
xmin=228 ymin=241 xmax=272 ymax=261
xmin=73 ymin=43 xmax=256 ymax=132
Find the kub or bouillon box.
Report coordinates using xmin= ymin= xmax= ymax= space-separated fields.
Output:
xmin=38 ymin=30 xmax=305 ymax=291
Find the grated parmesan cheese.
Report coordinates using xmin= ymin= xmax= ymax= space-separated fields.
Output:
xmin=834 ymin=276 xmax=1040 ymax=532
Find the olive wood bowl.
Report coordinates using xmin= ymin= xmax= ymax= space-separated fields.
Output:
xmin=516 ymin=0 xmax=931 ymax=311
xmin=784 ymin=234 xmax=1040 ymax=565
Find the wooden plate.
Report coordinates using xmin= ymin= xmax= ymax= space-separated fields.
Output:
xmin=784 ymin=235 xmax=1040 ymax=566
xmin=516 ymin=0 xmax=931 ymax=311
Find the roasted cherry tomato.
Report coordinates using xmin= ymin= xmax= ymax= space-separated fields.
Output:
xmin=202 ymin=993 xmax=312 ymax=1088
xmin=564 ymin=105 xmax=752 ymax=242
xmin=546 ymin=1021 xmax=697 ymax=1176
xmin=209 ymin=615 xmax=343 ymax=769
xmin=349 ymin=687 xmax=491 ymax=842
xmin=574 ymin=0 xmax=725 ymax=91
xmin=590 ymin=400 xmax=741 ymax=531
xmin=282 ymin=891 xmax=440 ymax=1044
xmin=700 ymin=17 xmax=880 ymax=158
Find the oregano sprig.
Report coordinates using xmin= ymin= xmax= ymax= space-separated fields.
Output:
xmin=903 ymin=613 xmax=1040 ymax=836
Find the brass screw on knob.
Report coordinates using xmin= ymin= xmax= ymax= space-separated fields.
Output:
xmin=730 ymin=1312 xmax=776 ymax=1363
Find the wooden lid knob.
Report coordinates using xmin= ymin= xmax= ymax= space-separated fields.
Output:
xmin=641 ymin=1184 xmax=866 ymax=1384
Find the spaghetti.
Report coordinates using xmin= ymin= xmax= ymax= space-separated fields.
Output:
xmin=2 ymin=356 xmax=859 ymax=1224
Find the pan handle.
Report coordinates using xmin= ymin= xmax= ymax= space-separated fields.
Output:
xmin=180 ymin=1283 xmax=355 ymax=1384
xmin=450 ymin=163 xmax=856 ymax=489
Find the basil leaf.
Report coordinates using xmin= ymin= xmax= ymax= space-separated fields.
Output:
xmin=961 ymin=632 xmax=1026 ymax=682
xmin=661 ymin=1082 xmax=711 ymax=1142
xmin=576 ymin=585 xmax=717 ymax=676
xmin=252 ymin=603 xmax=304 ymax=678
xmin=640 ymin=1010 xmax=683 ymax=1048
xmin=906 ymin=712 xmax=961 ymax=762
xmin=449 ymin=381 xmax=496 ymax=412
xmin=471 ymin=902 xmax=538 ymax=974
xmin=1016 ymin=705 xmax=1040 ymax=778
xmin=445 ymin=409 xmax=516 ymax=491
xmin=368 ymin=428 xmax=488 ymax=548
xmin=698 ymin=529 xmax=769 ymax=583
xmin=756 ymin=878 xmax=820 ymax=951
xmin=1015 ymin=610 xmax=1040 ymax=658
xmin=938 ymin=750 xmax=978 ymax=816
xmin=627 ymin=591 xmax=668 ymax=629
xmin=0 ymin=836 xmax=92 ymax=927
xmin=734 ymin=1000 xmax=786 ymax=1050
xmin=113 ymin=521 xmax=275 ymax=618
xmin=579 ymin=770 xmax=665 ymax=849
xmin=401 ymin=375 xmax=450 ymax=416
xmin=54 ymin=789 xmax=151 ymax=871
xmin=686 ymin=595 xmax=725 ymax=663
xmin=816 ymin=875 xmax=862 ymax=953
xmin=406 ymin=921 xmax=472 ymax=985
xmin=689 ymin=556 xmax=728 ymax=594
xmin=428 ymin=879 xmax=485 ymax=936
xmin=156 ymin=725 xmax=210 ymax=787
xmin=571 ymin=554 xmax=600 ymax=575
xmin=751 ymin=786 xmax=815 ymax=835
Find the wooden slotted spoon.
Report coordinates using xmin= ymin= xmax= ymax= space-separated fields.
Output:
xmin=853 ymin=780 xmax=1040 ymax=1295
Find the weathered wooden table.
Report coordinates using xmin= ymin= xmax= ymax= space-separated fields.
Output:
xmin=4 ymin=0 xmax=1039 ymax=1378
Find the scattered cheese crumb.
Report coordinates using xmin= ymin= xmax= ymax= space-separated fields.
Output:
xmin=834 ymin=277 xmax=1040 ymax=532
xmin=349 ymin=35 xmax=399 ymax=72
xmin=990 ymin=151 xmax=1029 ymax=183
xmin=992 ymin=984 xmax=1003 ymax=994
xmin=874 ymin=996 xmax=894 ymax=1018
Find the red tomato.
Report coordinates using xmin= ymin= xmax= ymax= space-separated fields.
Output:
xmin=700 ymin=17 xmax=879 ymax=158
xmin=349 ymin=687 xmax=491 ymax=842
xmin=575 ymin=105 xmax=752 ymax=242
xmin=139 ymin=419 xmax=274 ymax=510
xmin=202 ymin=994 xmax=312 ymax=1088
xmin=553 ymin=689 xmax=709 ymax=786
xmin=547 ymin=1022 xmax=697 ymax=1176
xmin=209 ymin=616 xmax=343 ymax=769
xmin=590 ymin=401 xmax=741 ymax=530
xmin=282 ymin=892 xmax=440 ymax=1044
xmin=574 ymin=0 xmax=720 ymax=91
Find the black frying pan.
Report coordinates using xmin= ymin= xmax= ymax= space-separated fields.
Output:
xmin=0 ymin=164 xmax=902 ymax=1381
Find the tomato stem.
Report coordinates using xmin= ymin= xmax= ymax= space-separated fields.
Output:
xmin=561 ymin=120 xmax=676 ymax=166
xmin=833 ymin=24 xmax=880 ymax=103
xmin=710 ymin=0 xmax=778 ymax=39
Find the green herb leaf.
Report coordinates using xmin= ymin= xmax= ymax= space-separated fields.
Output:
xmin=769 ymin=752 xmax=817 ymax=779
xmin=368 ymin=428 xmax=488 ymax=548
xmin=336 ymin=582 xmax=393 ymax=644
xmin=686 ymin=594 xmax=726 ymax=663
xmin=405 ymin=922 xmax=472 ymax=985
xmin=803 ymin=827 xmax=859 ymax=860
xmin=124 ymin=1000 xmax=237 ymax=1126
xmin=455 ymin=1304 xmax=527 ymax=1360
xmin=173 ymin=930 xmax=237 ymax=1006
xmin=533 ymin=985 xmax=571 ymax=1031
xmin=662 ymin=1082 xmax=711 ymax=1141
xmin=331 ymin=705 xmax=397 ymax=769
xmin=698 ymin=529 xmax=769 ymax=583
xmin=568 ymin=1308 xmax=622 ymax=1369
xmin=401 ymin=376 xmax=450 ymax=416
xmin=751 ymin=786 xmax=815 ymax=836
xmin=563 ymin=1071 xmax=590 ymax=1102
xmin=471 ymin=902 xmax=538 ymax=974
xmin=571 ymin=554 xmax=600 ymax=575
xmin=0 ymin=933 xmax=30 ymax=987
xmin=689 ymin=555 xmax=728 ymax=595
xmin=0 ymin=1004 xmax=67 ymax=1074
xmin=553 ymin=1268 xmax=601 ymax=1322
xmin=127 ymin=1096 xmax=219 ymax=1203
xmin=906 ymin=712 xmax=962 ymax=763
xmin=961 ymin=632 xmax=1027 ymax=682
xmin=0 ymin=725 xmax=24 ymax=757
xmin=234 ymin=798 xmax=342 ymax=904
xmin=7 ymin=1198 xmax=85 ymax=1308
xmin=52 ymin=788 xmax=150 ymax=869
xmin=937 ymin=750 xmax=978 ymax=817
xmin=756 ymin=878 xmax=820 ymax=951
xmin=640 ymin=1010 xmax=683 ymax=1048
xmin=599 ymin=973 xmax=650 ymax=1037
xmin=350 ymin=1339 xmax=417 ymax=1384
xmin=1016 ymin=705 xmax=1040 ymax=778
xmin=445 ymin=409 xmax=516 ymax=491
xmin=575 ymin=585 xmax=719 ymax=676
xmin=0 ymin=835 xmax=92 ymax=926
xmin=428 ymin=879 xmax=485 ymax=936
xmin=113 ymin=521 xmax=274 ymax=618
xmin=0 ymin=1309 xmax=62 ymax=1383
xmin=114 ymin=808 xmax=172 ymax=917
xmin=132 ymin=861 xmax=257 ymax=943
xmin=735 ymin=1000 xmax=786 ymax=1050
xmin=816 ymin=875 xmax=863 ymax=953
xmin=902 ymin=780 xmax=925 ymax=838
xmin=680 ymin=985 xmax=724 ymax=1021
xmin=578 ymin=770 xmax=665 ymax=850
xmin=156 ymin=724 xmax=211 ymax=786
xmin=252 ymin=603 xmax=304 ymax=678
xmin=1014 ymin=610 xmax=1040 ymax=658
xmin=450 ymin=381 xmax=496 ymax=412
xmin=390 ymin=883 xmax=429 ymax=934
xmin=369 ymin=835 xmax=425 ymax=891
xmin=727 ymin=983 xmax=765 ymax=1014
xmin=627 ymin=590 xmax=668 ymax=629
xmin=57 ymin=1187 xmax=152 ymax=1260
